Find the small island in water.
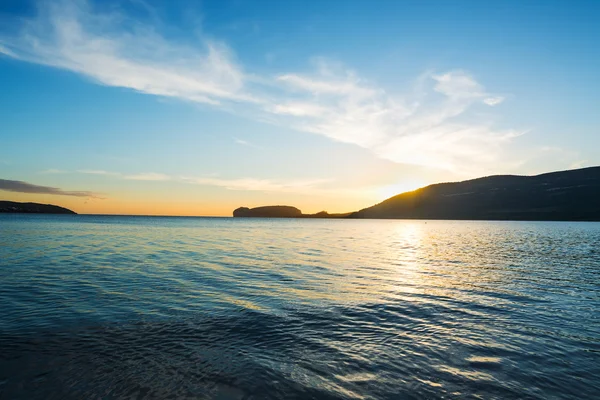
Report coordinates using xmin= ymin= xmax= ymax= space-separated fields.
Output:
xmin=0 ymin=201 xmax=76 ymax=214
xmin=233 ymin=206 xmax=351 ymax=218
xmin=234 ymin=166 xmax=600 ymax=221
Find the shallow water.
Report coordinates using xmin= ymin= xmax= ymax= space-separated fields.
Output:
xmin=0 ymin=214 xmax=599 ymax=399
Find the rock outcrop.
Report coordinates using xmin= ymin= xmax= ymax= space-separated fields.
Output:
xmin=233 ymin=206 xmax=302 ymax=218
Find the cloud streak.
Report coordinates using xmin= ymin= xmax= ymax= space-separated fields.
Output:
xmin=233 ymin=137 xmax=263 ymax=149
xmin=0 ymin=0 xmax=523 ymax=175
xmin=31 ymin=168 xmax=410 ymax=198
xmin=77 ymin=169 xmax=120 ymax=176
xmin=124 ymin=172 xmax=170 ymax=181
xmin=0 ymin=179 xmax=101 ymax=198
xmin=74 ymin=168 xmax=330 ymax=194
xmin=77 ymin=170 xmax=169 ymax=181
xmin=181 ymin=175 xmax=388 ymax=199
xmin=181 ymin=176 xmax=331 ymax=193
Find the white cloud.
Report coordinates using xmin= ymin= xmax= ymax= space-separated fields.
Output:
xmin=268 ymin=102 xmax=327 ymax=117
xmin=432 ymin=71 xmax=484 ymax=100
xmin=0 ymin=0 xmax=523 ymax=175
xmin=124 ymin=172 xmax=170 ymax=181
xmin=233 ymin=137 xmax=264 ymax=149
xmin=234 ymin=138 xmax=250 ymax=146
xmin=77 ymin=169 xmax=120 ymax=176
xmin=40 ymin=168 xmax=67 ymax=174
xmin=484 ymin=96 xmax=505 ymax=106
xmin=276 ymin=73 xmax=376 ymax=98
xmin=0 ymin=43 xmax=17 ymax=57
xmin=78 ymin=170 xmax=170 ymax=181
xmin=2 ymin=0 xmax=250 ymax=105
xmin=267 ymin=68 xmax=519 ymax=174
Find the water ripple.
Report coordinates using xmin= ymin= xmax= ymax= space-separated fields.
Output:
xmin=0 ymin=215 xmax=599 ymax=399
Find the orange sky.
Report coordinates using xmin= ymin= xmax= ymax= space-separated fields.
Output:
xmin=1 ymin=190 xmax=377 ymax=216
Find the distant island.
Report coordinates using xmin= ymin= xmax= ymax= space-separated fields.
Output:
xmin=235 ymin=166 xmax=600 ymax=221
xmin=233 ymin=206 xmax=351 ymax=218
xmin=0 ymin=201 xmax=77 ymax=214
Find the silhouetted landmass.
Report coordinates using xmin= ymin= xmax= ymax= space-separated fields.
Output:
xmin=234 ymin=167 xmax=600 ymax=221
xmin=234 ymin=206 xmax=302 ymax=218
xmin=349 ymin=166 xmax=600 ymax=221
xmin=0 ymin=201 xmax=76 ymax=214
xmin=303 ymin=211 xmax=353 ymax=218
xmin=233 ymin=206 xmax=351 ymax=218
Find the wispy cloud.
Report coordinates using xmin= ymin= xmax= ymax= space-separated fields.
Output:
xmin=0 ymin=179 xmax=101 ymax=198
xmin=483 ymin=96 xmax=505 ymax=106
xmin=77 ymin=169 xmax=171 ymax=181
xmin=64 ymin=167 xmax=336 ymax=194
xmin=0 ymin=43 xmax=17 ymax=58
xmin=0 ymin=0 xmax=523 ymax=175
xmin=182 ymin=175 xmax=398 ymax=199
xmin=233 ymin=137 xmax=262 ymax=149
xmin=269 ymin=68 xmax=520 ymax=173
xmin=124 ymin=172 xmax=170 ymax=181
xmin=32 ymin=167 xmax=418 ymax=198
xmin=267 ymin=102 xmax=327 ymax=117
xmin=234 ymin=138 xmax=251 ymax=146
xmin=181 ymin=176 xmax=331 ymax=193
xmin=40 ymin=168 xmax=68 ymax=174
xmin=77 ymin=169 xmax=120 ymax=176
xmin=1 ymin=0 xmax=249 ymax=106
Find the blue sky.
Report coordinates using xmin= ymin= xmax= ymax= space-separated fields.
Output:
xmin=0 ymin=0 xmax=598 ymax=215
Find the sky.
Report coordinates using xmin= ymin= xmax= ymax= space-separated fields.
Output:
xmin=0 ymin=0 xmax=599 ymax=216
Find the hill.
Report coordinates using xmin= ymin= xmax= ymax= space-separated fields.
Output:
xmin=349 ymin=166 xmax=600 ymax=221
xmin=0 ymin=201 xmax=77 ymax=214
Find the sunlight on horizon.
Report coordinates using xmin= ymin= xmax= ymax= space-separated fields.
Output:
xmin=375 ymin=181 xmax=427 ymax=202
xmin=0 ymin=0 xmax=598 ymax=215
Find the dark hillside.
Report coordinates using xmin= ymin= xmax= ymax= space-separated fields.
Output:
xmin=0 ymin=201 xmax=77 ymax=214
xmin=349 ymin=167 xmax=600 ymax=221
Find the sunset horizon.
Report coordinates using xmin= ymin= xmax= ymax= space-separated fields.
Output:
xmin=2 ymin=1 xmax=599 ymax=398
xmin=2 ymin=0 xmax=598 ymax=216
xmin=2 ymin=164 xmax=599 ymax=216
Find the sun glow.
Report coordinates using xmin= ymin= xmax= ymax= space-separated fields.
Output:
xmin=376 ymin=181 xmax=426 ymax=201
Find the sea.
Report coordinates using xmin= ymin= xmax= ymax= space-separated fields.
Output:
xmin=0 ymin=214 xmax=598 ymax=399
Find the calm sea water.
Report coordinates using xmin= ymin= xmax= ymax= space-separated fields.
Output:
xmin=0 ymin=215 xmax=599 ymax=399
